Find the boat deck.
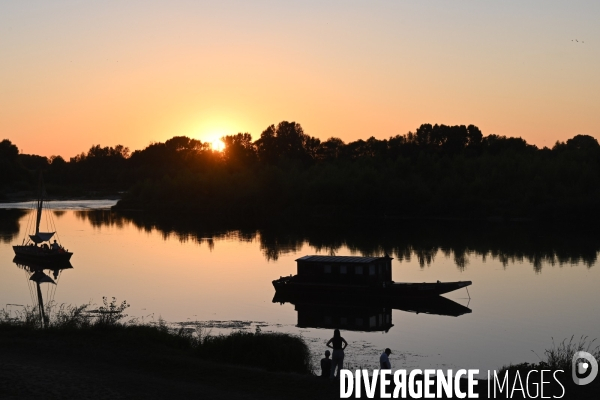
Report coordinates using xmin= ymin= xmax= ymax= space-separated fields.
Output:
xmin=272 ymin=276 xmax=471 ymax=298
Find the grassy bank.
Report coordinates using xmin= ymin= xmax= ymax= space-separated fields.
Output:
xmin=0 ymin=300 xmax=336 ymax=400
xmin=0 ymin=299 xmax=312 ymax=374
xmin=499 ymin=335 xmax=600 ymax=375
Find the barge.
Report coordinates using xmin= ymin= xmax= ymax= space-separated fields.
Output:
xmin=272 ymin=255 xmax=471 ymax=298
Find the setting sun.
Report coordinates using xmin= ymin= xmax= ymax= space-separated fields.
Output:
xmin=210 ymin=138 xmax=225 ymax=152
xmin=199 ymin=131 xmax=228 ymax=152
xmin=187 ymin=118 xmax=240 ymax=154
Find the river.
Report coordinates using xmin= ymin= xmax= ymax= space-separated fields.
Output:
xmin=1 ymin=200 xmax=598 ymax=375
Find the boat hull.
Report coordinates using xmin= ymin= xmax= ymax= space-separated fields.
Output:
xmin=272 ymin=277 xmax=471 ymax=298
xmin=13 ymin=246 xmax=73 ymax=263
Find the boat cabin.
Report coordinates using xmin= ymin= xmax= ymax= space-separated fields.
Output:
xmin=294 ymin=255 xmax=393 ymax=285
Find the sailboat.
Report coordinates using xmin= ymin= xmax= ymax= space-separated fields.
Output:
xmin=12 ymin=173 xmax=73 ymax=262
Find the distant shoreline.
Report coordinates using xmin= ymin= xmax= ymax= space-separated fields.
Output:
xmin=0 ymin=194 xmax=121 ymax=204
xmin=0 ymin=198 xmax=120 ymax=211
xmin=110 ymin=199 xmax=600 ymax=228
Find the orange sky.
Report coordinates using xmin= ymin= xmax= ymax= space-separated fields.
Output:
xmin=1 ymin=1 xmax=599 ymax=158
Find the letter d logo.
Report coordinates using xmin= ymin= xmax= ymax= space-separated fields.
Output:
xmin=572 ymin=351 xmax=598 ymax=385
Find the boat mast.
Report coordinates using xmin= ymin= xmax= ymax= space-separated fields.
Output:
xmin=29 ymin=270 xmax=55 ymax=329
xmin=35 ymin=281 xmax=48 ymax=328
xmin=35 ymin=172 xmax=44 ymax=235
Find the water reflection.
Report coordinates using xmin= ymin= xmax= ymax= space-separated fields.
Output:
xmin=273 ymin=293 xmax=471 ymax=333
xmin=0 ymin=209 xmax=28 ymax=244
xmin=73 ymin=210 xmax=599 ymax=272
xmin=2 ymin=205 xmax=599 ymax=373
xmin=12 ymin=256 xmax=73 ymax=328
xmin=53 ymin=210 xmax=66 ymax=219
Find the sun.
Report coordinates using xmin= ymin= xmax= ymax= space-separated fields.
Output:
xmin=189 ymin=118 xmax=241 ymax=153
xmin=199 ymin=132 xmax=226 ymax=152
xmin=210 ymin=138 xmax=225 ymax=152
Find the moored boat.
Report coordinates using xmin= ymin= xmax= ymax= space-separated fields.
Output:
xmin=272 ymin=255 xmax=471 ymax=298
xmin=12 ymin=174 xmax=73 ymax=263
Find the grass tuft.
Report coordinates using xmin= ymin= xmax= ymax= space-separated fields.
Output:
xmin=197 ymin=330 xmax=312 ymax=373
xmin=499 ymin=335 xmax=600 ymax=375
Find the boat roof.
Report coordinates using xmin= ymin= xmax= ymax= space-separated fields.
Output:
xmin=295 ymin=255 xmax=392 ymax=263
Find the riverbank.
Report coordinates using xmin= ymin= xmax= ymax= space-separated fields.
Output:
xmin=1 ymin=323 xmax=598 ymax=399
xmin=0 ymin=331 xmax=334 ymax=400
xmin=0 ymin=317 xmax=333 ymax=400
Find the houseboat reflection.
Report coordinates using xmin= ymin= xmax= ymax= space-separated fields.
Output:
xmin=273 ymin=292 xmax=471 ymax=333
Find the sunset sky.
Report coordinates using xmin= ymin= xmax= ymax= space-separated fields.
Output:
xmin=1 ymin=0 xmax=599 ymax=158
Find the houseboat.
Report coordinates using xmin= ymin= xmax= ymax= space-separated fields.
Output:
xmin=272 ymin=255 xmax=471 ymax=298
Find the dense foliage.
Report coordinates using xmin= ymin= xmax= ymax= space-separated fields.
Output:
xmin=2 ymin=122 xmax=600 ymax=222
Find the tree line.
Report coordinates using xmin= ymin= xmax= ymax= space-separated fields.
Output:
xmin=2 ymin=122 xmax=600 ymax=223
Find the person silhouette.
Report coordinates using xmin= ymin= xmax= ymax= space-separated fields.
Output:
xmin=326 ymin=329 xmax=348 ymax=379
xmin=320 ymin=350 xmax=332 ymax=378
xmin=380 ymin=348 xmax=392 ymax=369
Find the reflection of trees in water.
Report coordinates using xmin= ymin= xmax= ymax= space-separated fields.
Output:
xmin=75 ymin=210 xmax=131 ymax=230
xmin=452 ymin=248 xmax=470 ymax=271
xmin=73 ymin=210 xmax=254 ymax=251
xmin=256 ymin=230 xmax=598 ymax=272
xmin=0 ymin=209 xmax=28 ymax=244
xmin=52 ymin=210 xmax=66 ymax=218
xmin=75 ymin=211 xmax=599 ymax=272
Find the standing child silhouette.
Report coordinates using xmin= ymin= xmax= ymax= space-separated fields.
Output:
xmin=320 ymin=350 xmax=332 ymax=378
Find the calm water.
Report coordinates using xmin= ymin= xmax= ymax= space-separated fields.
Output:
xmin=1 ymin=201 xmax=599 ymax=375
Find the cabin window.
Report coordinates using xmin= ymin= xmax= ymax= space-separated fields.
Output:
xmin=324 ymin=265 xmax=331 ymax=273
xmin=355 ymin=318 xmax=363 ymax=326
xmin=340 ymin=317 xmax=347 ymax=325
xmin=370 ymin=316 xmax=376 ymax=327
xmin=355 ymin=266 xmax=363 ymax=274
xmin=369 ymin=265 xmax=375 ymax=275
xmin=340 ymin=265 xmax=347 ymax=274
